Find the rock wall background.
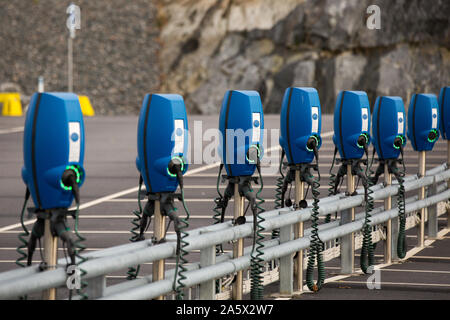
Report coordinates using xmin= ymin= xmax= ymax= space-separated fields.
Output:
xmin=1 ymin=0 xmax=449 ymax=114
xmin=159 ymin=0 xmax=450 ymax=114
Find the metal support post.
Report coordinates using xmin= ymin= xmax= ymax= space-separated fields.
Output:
xmin=87 ymin=276 xmax=106 ymax=299
xmin=232 ymin=183 xmax=244 ymax=300
xmin=384 ymin=163 xmax=392 ymax=264
xmin=199 ymin=237 xmax=216 ymax=300
xmin=42 ymin=218 xmax=58 ymax=300
xmin=294 ymin=170 xmax=303 ymax=292
xmin=427 ymin=177 xmax=438 ymax=239
xmin=340 ymin=163 xmax=355 ymax=274
xmin=68 ymin=37 xmax=73 ymax=92
xmin=418 ymin=151 xmax=426 ymax=247
xmin=280 ymin=198 xmax=294 ymax=295
xmin=153 ymin=199 xmax=165 ymax=300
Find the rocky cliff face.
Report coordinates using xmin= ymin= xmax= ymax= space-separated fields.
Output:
xmin=1 ymin=0 xmax=449 ymax=114
xmin=158 ymin=0 xmax=450 ymax=113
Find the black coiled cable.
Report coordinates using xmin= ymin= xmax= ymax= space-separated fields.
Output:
xmin=16 ymin=189 xmax=31 ymax=269
xmin=360 ymin=152 xmax=375 ymax=274
xmin=393 ymin=155 xmax=407 ymax=259
xmin=273 ymin=150 xmax=286 ymax=238
xmin=15 ymin=189 xmax=31 ymax=300
xmin=305 ymin=167 xmax=325 ymax=292
xmin=212 ymin=164 xmax=226 ymax=254
xmin=250 ymin=165 xmax=266 ymax=299
xmin=127 ymin=176 xmax=144 ymax=280
xmin=73 ymin=202 xmax=88 ymax=300
xmin=326 ymin=148 xmax=339 ymax=223
xmin=174 ymin=189 xmax=191 ymax=300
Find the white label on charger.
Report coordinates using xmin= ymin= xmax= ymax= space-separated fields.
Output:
xmin=362 ymin=108 xmax=369 ymax=132
xmin=68 ymin=122 xmax=81 ymax=163
xmin=174 ymin=119 xmax=185 ymax=154
xmin=397 ymin=112 xmax=404 ymax=134
xmin=311 ymin=107 xmax=319 ymax=133
xmin=252 ymin=113 xmax=261 ymax=143
xmin=432 ymin=108 xmax=438 ymax=129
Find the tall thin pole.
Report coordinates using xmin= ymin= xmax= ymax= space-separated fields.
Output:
xmin=294 ymin=170 xmax=303 ymax=292
xmin=341 ymin=163 xmax=355 ymax=274
xmin=42 ymin=218 xmax=58 ymax=300
xmin=232 ymin=183 xmax=244 ymax=300
xmin=384 ymin=163 xmax=392 ymax=263
xmin=153 ymin=200 xmax=165 ymax=300
xmin=418 ymin=151 xmax=426 ymax=247
xmin=68 ymin=37 xmax=73 ymax=92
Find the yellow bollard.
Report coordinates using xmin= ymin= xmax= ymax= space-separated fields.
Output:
xmin=78 ymin=96 xmax=95 ymax=116
xmin=0 ymin=94 xmax=6 ymax=116
xmin=0 ymin=93 xmax=22 ymax=116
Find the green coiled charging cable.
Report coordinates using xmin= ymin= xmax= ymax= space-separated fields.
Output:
xmin=360 ymin=152 xmax=375 ymax=274
xmin=16 ymin=189 xmax=31 ymax=269
xmin=173 ymin=188 xmax=191 ymax=300
xmin=127 ymin=176 xmax=144 ymax=280
xmin=305 ymin=167 xmax=325 ymax=292
xmin=250 ymin=165 xmax=266 ymax=300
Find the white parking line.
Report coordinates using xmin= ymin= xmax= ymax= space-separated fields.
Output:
xmin=107 ymin=198 xmax=277 ymax=203
xmin=0 ymin=260 xmax=184 ymax=266
xmin=333 ymin=280 xmax=450 ymax=287
xmin=0 ymin=126 xmax=24 ymax=135
xmin=410 ymin=256 xmax=450 ymax=260
xmin=379 ymin=268 xmax=450 ymax=274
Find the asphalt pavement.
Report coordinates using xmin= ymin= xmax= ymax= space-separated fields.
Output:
xmin=0 ymin=115 xmax=449 ymax=300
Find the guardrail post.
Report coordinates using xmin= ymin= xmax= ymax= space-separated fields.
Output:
xmin=418 ymin=151 xmax=426 ymax=247
xmin=427 ymin=177 xmax=438 ymax=239
xmin=384 ymin=163 xmax=392 ymax=264
xmin=199 ymin=236 xmax=216 ymax=300
xmin=42 ymin=217 xmax=58 ymax=300
xmin=87 ymin=275 xmax=106 ymax=299
xmin=153 ymin=199 xmax=165 ymax=300
xmin=232 ymin=183 xmax=244 ymax=300
xmin=279 ymin=206 xmax=294 ymax=295
xmin=340 ymin=163 xmax=355 ymax=274
xmin=294 ymin=170 xmax=303 ymax=292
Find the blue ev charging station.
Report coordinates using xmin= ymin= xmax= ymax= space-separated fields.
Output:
xmin=439 ymin=87 xmax=450 ymax=186
xmin=331 ymin=91 xmax=372 ymax=195
xmin=129 ymin=94 xmax=190 ymax=300
xmin=213 ymin=90 xmax=265 ymax=300
xmin=407 ymin=93 xmax=440 ymax=247
xmin=438 ymin=87 xmax=450 ymax=141
xmin=438 ymin=87 xmax=450 ymax=229
xmin=371 ymin=96 xmax=408 ymax=259
xmin=278 ymin=87 xmax=324 ymax=292
xmin=407 ymin=94 xmax=440 ymax=152
xmin=19 ymin=93 xmax=86 ymax=296
xmin=331 ymin=90 xmax=374 ymax=275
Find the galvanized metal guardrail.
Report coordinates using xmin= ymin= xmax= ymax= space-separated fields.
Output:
xmin=0 ymin=164 xmax=449 ymax=300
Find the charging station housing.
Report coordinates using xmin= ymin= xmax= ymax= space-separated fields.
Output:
xmin=372 ymin=96 xmax=407 ymax=160
xmin=218 ymin=90 xmax=264 ymax=177
xmin=333 ymin=91 xmax=371 ymax=160
xmin=22 ymin=92 xmax=85 ymax=210
xmin=407 ymin=93 xmax=440 ymax=151
xmin=439 ymin=87 xmax=450 ymax=140
xmin=280 ymin=87 xmax=322 ymax=164
xmin=136 ymin=94 xmax=189 ymax=194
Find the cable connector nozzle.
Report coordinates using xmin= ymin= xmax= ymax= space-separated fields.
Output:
xmin=168 ymin=156 xmax=185 ymax=189
xmin=61 ymin=169 xmax=80 ymax=204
